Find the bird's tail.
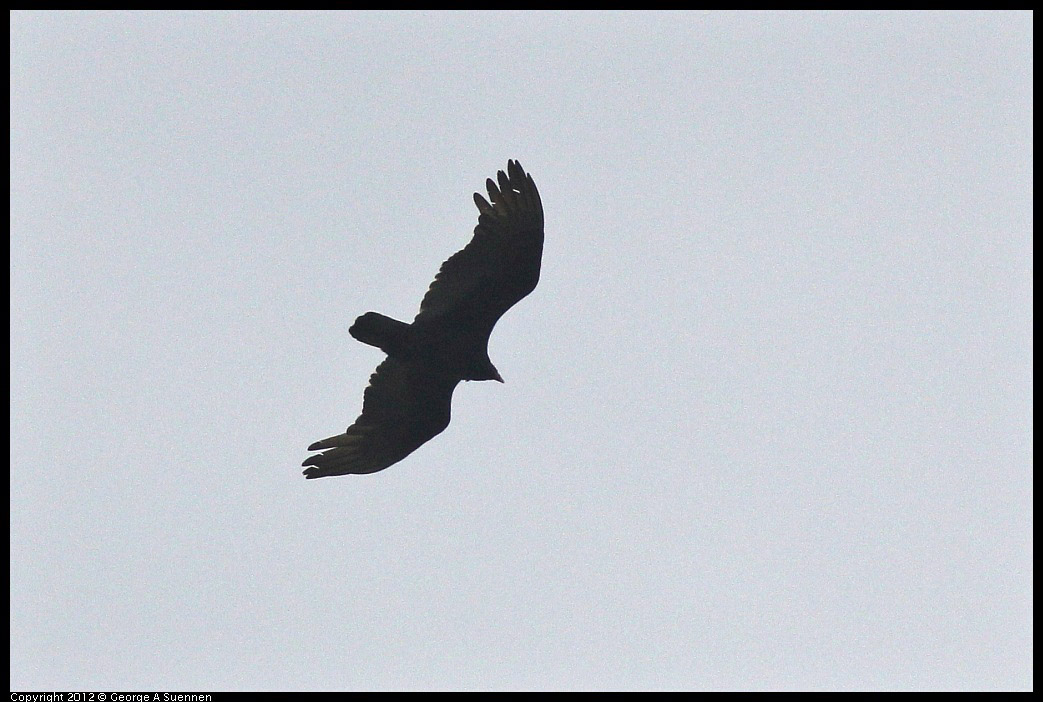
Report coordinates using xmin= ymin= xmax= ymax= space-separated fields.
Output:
xmin=349 ymin=312 xmax=411 ymax=356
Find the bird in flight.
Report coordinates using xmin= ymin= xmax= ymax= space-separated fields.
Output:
xmin=303 ymin=160 xmax=544 ymax=478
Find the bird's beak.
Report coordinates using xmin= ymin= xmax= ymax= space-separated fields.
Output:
xmin=493 ymin=369 xmax=504 ymax=383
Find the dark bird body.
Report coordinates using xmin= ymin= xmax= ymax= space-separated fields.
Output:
xmin=303 ymin=160 xmax=544 ymax=478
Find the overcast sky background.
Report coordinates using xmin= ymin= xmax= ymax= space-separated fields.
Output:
xmin=10 ymin=11 xmax=1032 ymax=691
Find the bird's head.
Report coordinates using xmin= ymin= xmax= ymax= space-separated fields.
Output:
xmin=470 ymin=357 xmax=504 ymax=383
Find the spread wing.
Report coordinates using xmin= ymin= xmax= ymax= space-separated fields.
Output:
xmin=302 ymin=357 xmax=459 ymax=478
xmin=414 ymin=159 xmax=544 ymax=336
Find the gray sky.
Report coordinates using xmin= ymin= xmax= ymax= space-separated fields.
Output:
xmin=10 ymin=10 xmax=1032 ymax=691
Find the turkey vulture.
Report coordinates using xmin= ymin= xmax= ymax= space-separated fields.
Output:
xmin=303 ymin=160 xmax=544 ymax=478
